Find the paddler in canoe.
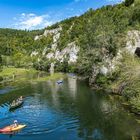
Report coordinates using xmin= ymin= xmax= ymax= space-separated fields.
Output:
xmin=0 ymin=120 xmax=26 ymax=133
xmin=10 ymin=96 xmax=23 ymax=110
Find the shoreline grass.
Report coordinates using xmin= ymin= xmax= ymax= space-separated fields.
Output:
xmin=0 ymin=67 xmax=66 ymax=87
xmin=0 ymin=67 xmax=37 ymax=77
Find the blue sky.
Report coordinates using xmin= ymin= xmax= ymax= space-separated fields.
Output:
xmin=0 ymin=0 xmax=123 ymax=30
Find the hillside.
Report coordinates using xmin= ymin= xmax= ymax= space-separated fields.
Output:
xmin=0 ymin=0 xmax=140 ymax=113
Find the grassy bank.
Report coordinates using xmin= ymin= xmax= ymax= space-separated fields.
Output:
xmin=109 ymin=53 xmax=140 ymax=114
xmin=0 ymin=67 xmax=38 ymax=86
xmin=0 ymin=67 xmax=66 ymax=86
xmin=0 ymin=67 xmax=37 ymax=77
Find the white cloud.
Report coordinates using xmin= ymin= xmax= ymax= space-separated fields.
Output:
xmin=21 ymin=13 xmax=26 ymax=16
xmin=106 ymin=0 xmax=124 ymax=3
xmin=13 ymin=13 xmax=53 ymax=30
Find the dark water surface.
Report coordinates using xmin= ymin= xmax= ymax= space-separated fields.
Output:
xmin=0 ymin=76 xmax=140 ymax=140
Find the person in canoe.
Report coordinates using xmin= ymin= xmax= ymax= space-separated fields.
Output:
xmin=16 ymin=96 xmax=23 ymax=102
xmin=19 ymin=96 xmax=23 ymax=101
xmin=11 ymin=120 xmax=18 ymax=128
xmin=11 ymin=96 xmax=23 ymax=106
xmin=10 ymin=96 xmax=23 ymax=110
xmin=11 ymin=100 xmax=16 ymax=107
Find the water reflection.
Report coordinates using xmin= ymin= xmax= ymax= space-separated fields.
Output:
xmin=47 ymin=80 xmax=62 ymax=107
xmin=67 ymin=77 xmax=77 ymax=99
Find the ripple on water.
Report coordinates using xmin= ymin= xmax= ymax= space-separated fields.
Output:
xmin=1 ymin=97 xmax=79 ymax=136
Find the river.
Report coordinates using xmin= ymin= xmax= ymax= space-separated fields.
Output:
xmin=0 ymin=75 xmax=140 ymax=140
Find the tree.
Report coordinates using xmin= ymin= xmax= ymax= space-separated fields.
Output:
xmin=12 ymin=52 xmax=24 ymax=67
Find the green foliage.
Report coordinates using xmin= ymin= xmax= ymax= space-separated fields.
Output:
xmin=55 ymin=57 xmax=69 ymax=72
xmin=96 ymin=75 xmax=108 ymax=85
xmin=33 ymin=59 xmax=50 ymax=71
xmin=131 ymin=6 xmax=140 ymax=25
xmin=124 ymin=0 xmax=134 ymax=7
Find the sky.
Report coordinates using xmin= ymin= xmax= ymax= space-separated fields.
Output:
xmin=0 ymin=0 xmax=124 ymax=30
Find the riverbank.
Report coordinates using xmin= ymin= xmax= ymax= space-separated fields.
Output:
xmin=102 ymin=54 xmax=140 ymax=115
xmin=0 ymin=67 xmax=37 ymax=77
xmin=0 ymin=67 xmax=66 ymax=86
xmin=0 ymin=67 xmax=37 ymax=84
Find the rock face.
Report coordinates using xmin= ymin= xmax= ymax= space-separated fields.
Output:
xmin=46 ymin=41 xmax=79 ymax=63
xmin=43 ymin=27 xmax=62 ymax=37
xmin=32 ymin=26 xmax=79 ymax=72
xmin=89 ymin=50 xmax=122 ymax=86
xmin=126 ymin=30 xmax=140 ymax=54
xmin=34 ymin=35 xmax=42 ymax=41
xmin=34 ymin=26 xmax=79 ymax=63
xmin=34 ymin=26 xmax=62 ymax=41
xmin=89 ymin=30 xmax=140 ymax=86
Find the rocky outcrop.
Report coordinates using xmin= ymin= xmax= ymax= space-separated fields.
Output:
xmin=126 ymin=30 xmax=140 ymax=54
xmin=43 ymin=27 xmax=62 ymax=37
xmin=33 ymin=26 xmax=79 ymax=73
xmin=89 ymin=50 xmax=122 ymax=86
xmin=41 ymin=27 xmax=61 ymax=57
xmin=34 ymin=35 xmax=42 ymax=41
xmin=89 ymin=30 xmax=140 ymax=86
xmin=34 ymin=26 xmax=62 ymax=42
xmin=46 ymin=41 xmax=79 ymax=63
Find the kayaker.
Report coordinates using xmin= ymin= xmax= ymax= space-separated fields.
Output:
xmin=12 ymin=120 xmax=18 ymax=128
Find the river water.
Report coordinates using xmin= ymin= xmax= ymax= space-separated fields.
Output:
xmin=0 ymin=75 xmax=140 ymax=140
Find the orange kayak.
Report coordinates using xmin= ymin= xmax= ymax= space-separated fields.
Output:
xmin=0 ymin=125 xmax=26 ymax=133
